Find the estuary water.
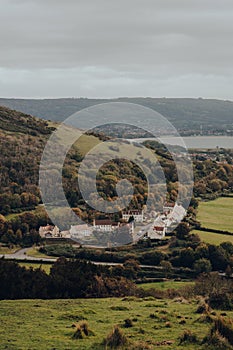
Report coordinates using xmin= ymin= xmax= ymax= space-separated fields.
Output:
xmin=129 ymin=136 xmax=233 ymax=149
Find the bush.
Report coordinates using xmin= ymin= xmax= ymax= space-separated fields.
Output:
xmin=179 ymin=329 xmax=198 ymax=344
xmin=194 ymin=258 xmax=212 ymax=275
xmin=103 ymin=325 xmax=128 ymax=348
xmin=72 ymin=321 xmax=94 ymax=339
xmin=202 ymin=330 xmax=231 ymax=350
xmin=196 ymin=300 xmax=211 ymax=314
xmin=209 ymin=293 xmax=233 ymax=311
xmin=212 ymin=317 xmax=233 ymax=346
xmin=196 ymin=314 xmax=214 ymax=324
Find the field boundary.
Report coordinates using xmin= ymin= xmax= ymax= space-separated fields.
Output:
xmin=197 ymin=226 xmax=233 ymax=236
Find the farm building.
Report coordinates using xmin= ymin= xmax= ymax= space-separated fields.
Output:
xmin=39 ymin=225 xmax=60 ymax=238
xmin=122 ymin=209 xmax=144 ymax=223
xmin=93 ymin=219 xmax=120 ymax=232
xmin=147 ymin=225 xmax=166 ymax=239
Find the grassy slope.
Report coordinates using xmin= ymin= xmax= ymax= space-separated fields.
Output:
xmin=0 ymin=297 xmax=224 ymax=350
xmin=197 ymin=197 xmax=233 ymax=233
xmin=5 ymin=205 xmax=45 ymax=221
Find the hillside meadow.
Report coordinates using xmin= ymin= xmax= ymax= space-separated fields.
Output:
xmin=0 ymin=297 xmax=228 ymax=350
xmin=197 ymin=197 xmax=233 ymax=233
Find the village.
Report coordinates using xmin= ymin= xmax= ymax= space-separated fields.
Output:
xmin=39 ymin=202 xmax=186 ymax=245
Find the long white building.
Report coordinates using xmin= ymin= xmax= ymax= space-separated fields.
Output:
xmin=122 ymin=209 xmax=144 ymax=223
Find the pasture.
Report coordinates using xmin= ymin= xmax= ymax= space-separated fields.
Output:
xmin=0 ymin=297 xmax=231 ymax=350
xmin=197 ymin=197 xmax=233 ymax=233
xmin=193 ymin=229 xmax=233 ymax=245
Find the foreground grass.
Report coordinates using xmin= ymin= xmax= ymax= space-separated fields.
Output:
xmin=1 ymin=297 xmax=230 ymax=350
xmin=197 ymin=197 xmax=233 ymax=233
xmin=193 ymin=229 xmax=233 ymax=245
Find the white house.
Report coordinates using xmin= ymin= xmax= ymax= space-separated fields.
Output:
xmin=39 ymin=225 xmax=60 ymax=238
xmin=122 ymin=222 xmax=134 ymax=235
xmin=70 ymin=224 xmax=93 ymax=239
xmin=167 ymin=204 xmax=186 ymax=224
xmin=122 ymin=209 xmax=144 ymax=223
xmin=93 ymin=219 xmax=120 ymax=232
xmin=147 ymin=224 xmax=166 ymax=239
xmin=163 ymin=202 xmax=175 ymax=214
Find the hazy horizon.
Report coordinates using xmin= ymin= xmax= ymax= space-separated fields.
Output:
xmin=1 ymin=96 xmax=233 ymax=102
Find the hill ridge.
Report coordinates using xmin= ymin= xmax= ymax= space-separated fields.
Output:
xmin=0 ymin=97 xmax=233 ymax=134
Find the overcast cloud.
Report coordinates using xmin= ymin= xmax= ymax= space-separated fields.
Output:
xmin=0 ymin=0 xmax=233 ymax=99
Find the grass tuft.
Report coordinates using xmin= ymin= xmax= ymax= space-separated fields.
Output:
xmin=103 ymin=325 xmax=128 ymax=348
xmin=179 ymin=329 xmax=198 ymax=344
xmin=72 ymin=320 xmax=94 ymax=339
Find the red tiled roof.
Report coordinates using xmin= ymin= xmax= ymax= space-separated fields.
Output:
xmin=153 ymin=226 xmax=165 ymax=231
xmin=164 ymin=202 xmax=175 ymax=207
xmin=95 ymin=220 xmax=114 ymax=226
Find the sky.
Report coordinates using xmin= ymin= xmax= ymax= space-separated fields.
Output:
xmin=0 ymin=0 xmax=233 ymax=99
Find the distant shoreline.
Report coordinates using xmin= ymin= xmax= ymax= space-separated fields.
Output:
xmin=128 ymin=136 xmax=233 ymax=149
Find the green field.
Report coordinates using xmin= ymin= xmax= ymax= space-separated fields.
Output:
xmin=0 ymin=297 xmax=227 ymax=350
xmin=19 ymin=262 xmax=52 ymax=274
xmin=5 ymin=205 xmax=45 ymax=221
xmin=139 ymin=281 xmax=194 ymax=291
xmin=197 ymin=197 xmax=233 ymax=233
xmin=193 ymin=229 xmax=233 ymax=245
xmin=26 ymin=246 xmax=53 ymax=259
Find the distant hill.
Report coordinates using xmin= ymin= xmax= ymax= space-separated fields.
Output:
xmin=0 ymin=97 xmax=233 ymax=135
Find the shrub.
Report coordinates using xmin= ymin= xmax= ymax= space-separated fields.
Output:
xmin=209 ymin=292 xmax=233 ymax=311
xmin=196 ymin=313 xmax=214 ymax=324
xmin=72 ymin=326 xmax=84 ymax=339
xmin=179 ymin=330 xmax=198 ymax=344
xmin=196 ymin=300 xmax=211 ymax=314
xmin=194 ymin=258 xmax=212 ymax=275
xmin=212 ymin=317 xmax=233 ymax=345
xmin=103 ymin=325 xmax=128 ymax=348
xmin=72 ymin=320 xmax=94 ymax=339
xmin=202 ymin=330 xmax=231 ymax=350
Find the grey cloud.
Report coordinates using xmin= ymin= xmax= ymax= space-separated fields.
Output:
xmin=0 ymin=0 xmax=232 ymax=97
